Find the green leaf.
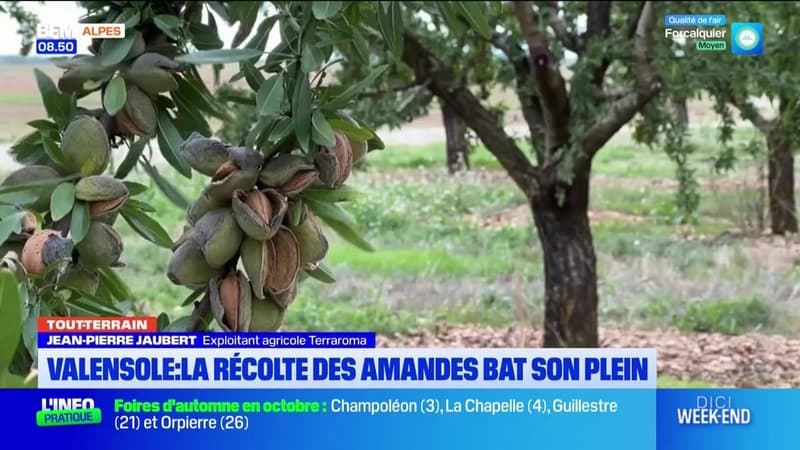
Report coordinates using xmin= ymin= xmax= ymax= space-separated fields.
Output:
xmin=40 ymin=132 xmax=68 ymax=168
xmin=230 ymin=2 xmax=259 ymax=47
xmin=305 ymin=198 xmax=374 ymax=251
xmin=123 ymin=181 xmax=148 ymax=196
xmin=70 ymin=201 xmax=90 ymax=243
xmin=0 ymin=211 xmax=26 ymax=247
xmin=301 ymin=44 xmax=326 ymax=72
xmin=240 ymin=61 xmax=265 ymax=91
xmin=103 ymin=77 xmax=127 ymax=116
xmin=115 ymin=7 xmax=141 ymax=29
xmin=244 ymin=15 xmax=279 ymax=64
xmin=98 ymin=267 xmax=133 ymax=301
xmin=140 ymin=161 xmax=189 ymax=209
xmin=26 ymin=120 xmax=59 ymax=132
xmin=367 ymin=131 xmax=386 ymax=151
xmin=156 ymin=110 xmax=193 ymax=178
xmin=157 ymin=313 xmax=170 ymax=330
xmin=175 ymin=49 xmax=264 ymax=65
xmin=188 ymin=22 xmax=224 ymax=50
xmin=115 ymin=138 xmax=147 ymax=178
xmin=312 ymin=1 xmax=343 ymax=20
xmin=153 ymin=14 xmax=183 ymax=40
xmin=256 ymin=73 xmax=285 ymax=116
xmin=100 ymin=34 xmax=136 ymax=66
xmin=22 ymin=294 xmax=39 ymax=361
xmin=0 ymin=174 xmax=78 ymax=197
xmin=207 ymin=1 xmax=230 ymax=21
xmin=376 ymin=1 xmax=404 ymax=56
xmin=121 ymin=207 xmax=173 ymax=248
xmin=311 ymin=110 xmax=336 ymax=147
xmin=453 ymin=1 xmax=492 ymax=40
xmin=175 ymin=74 xmax=226 ymax=119
xmin=164 ymin=315 xmax=198 ymax=331
xmin=125 ymin=198 xmax=156 ymax=213
xmin=64 ymin=293 xmax=123 ymax=317
xmin=50 ymin=182 xmax=76 ymax=221
xmin=324 ymin=65 xmax=389 ymax=110
xmin=292 ymin=74 xmax=313 ymax=153
xmin=181 ymin=288 xmax=206 ymax=306
xmin=268 ymin=115 xmax=293 ymax=143
xmin=0 ymin=270 xmax=23 ymax=371
xmin=302 ymin=185 xmax=364 ymax=202
xmin=305 ymin=261 xmax=336 ymax=283
xmin=328 ymin=117 xmax=374 ymax=141
xmin=438 ymin=2 xmax=468 ymax=36
xmin=351 ymin=29 xmax=371 ymax=64
xmin=246 ymin=116 xmax=274 ymax=150
xmin=34 ymin=69 xmax=70 ymax=125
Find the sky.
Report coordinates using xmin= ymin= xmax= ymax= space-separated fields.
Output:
xmin=0 ymin=1 xmax=279 ymax=56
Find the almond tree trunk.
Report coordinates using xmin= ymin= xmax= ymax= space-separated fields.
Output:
xmin=767 ymin=129 xmax=797 ymax=234
xmin=531 ymin=172 xmax=598 ymax=347
xmin=441 ymin=102 xmax=469 ymax=174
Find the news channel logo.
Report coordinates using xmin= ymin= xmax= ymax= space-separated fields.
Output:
xmin=35 ymin=23 xmax=126 ymax=55
xmin=731 ymin=22 xmax=763 ymax=55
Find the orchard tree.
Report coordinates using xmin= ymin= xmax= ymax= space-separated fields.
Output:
xmin=0 ymin=0 xmax=386 ymax=383
xmin=655 ymin=1 xmax=800 ymax=234
xmin=334 ymin=8 xmax=512 ymax=174
xmin=362 ymin=1 xmax=662 ymax=347
xmin=709 ymin=3 xmax=800 ymax=235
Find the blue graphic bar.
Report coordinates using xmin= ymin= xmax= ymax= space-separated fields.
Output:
xmin=664 ymin=14 xmax=726 ymax=27
xmin=38 ymin=332 xmax=376 ymax=348
xmin=2 ymin=388 xmax=656 ymax=450
xmin=35 ymin=39 xmax=78 ymax=55
xmin=1 ymin=388 xmax=798 ymax=448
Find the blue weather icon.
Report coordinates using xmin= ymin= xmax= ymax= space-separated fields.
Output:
xmin=731 ymin=23 xmax=763 ymax=55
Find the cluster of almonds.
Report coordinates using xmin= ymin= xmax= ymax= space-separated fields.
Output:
xmin=168 ymin=128 xmax=366 ymax=332
xmin=0 ymin=32 xmax=183 ymax=292
xmin=1 ymin=115 xmax=131 ymax=294
xmin=59 ymin=31 xmax=181 ymax=141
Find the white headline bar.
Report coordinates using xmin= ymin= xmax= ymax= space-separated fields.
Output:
xmin=38 ymin=348 xmax=657 ymax=389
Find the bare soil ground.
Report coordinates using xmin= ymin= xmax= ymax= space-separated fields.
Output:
xmin=379 ymin=324 xmax=800 ymax=387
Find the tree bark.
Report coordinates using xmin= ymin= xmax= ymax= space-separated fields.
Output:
xmin=767 ymin=129 xmax=797 ymax=234
xmin=673 ymin=96 xmax=689 ymax=128
xmin=531 ymin=170 xmax=598 ymax=347
xmin=441 ymin=102 xmax=469 ymax=174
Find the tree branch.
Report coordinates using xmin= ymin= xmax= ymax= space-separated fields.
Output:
xmin=359 ymin=80 xmax=425 ymax=98
xmin=627 ymin=1 xmax=647 ymax=39
xmin=512 ymin=1 xmax=571 ymax=156
xmin=728 ymin=95 xmax=774 ymax=134
xmin=402 ymin=33 xmax=540 ymax=199
xmin=586 ymin=1 xmax=612 ymax=39
xmin=491 ymin=31 xmax=546 ymax=160
xmin=587 ymin=1 xmax=612 ymax=85
xmin=583 ymin=1 xmax=661 ymax=156
xmin=538 ymin=1 xmax=582 ymax=53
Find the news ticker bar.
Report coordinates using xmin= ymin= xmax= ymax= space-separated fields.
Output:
xmin=5 ymin=388 xmax=797 ymax=450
